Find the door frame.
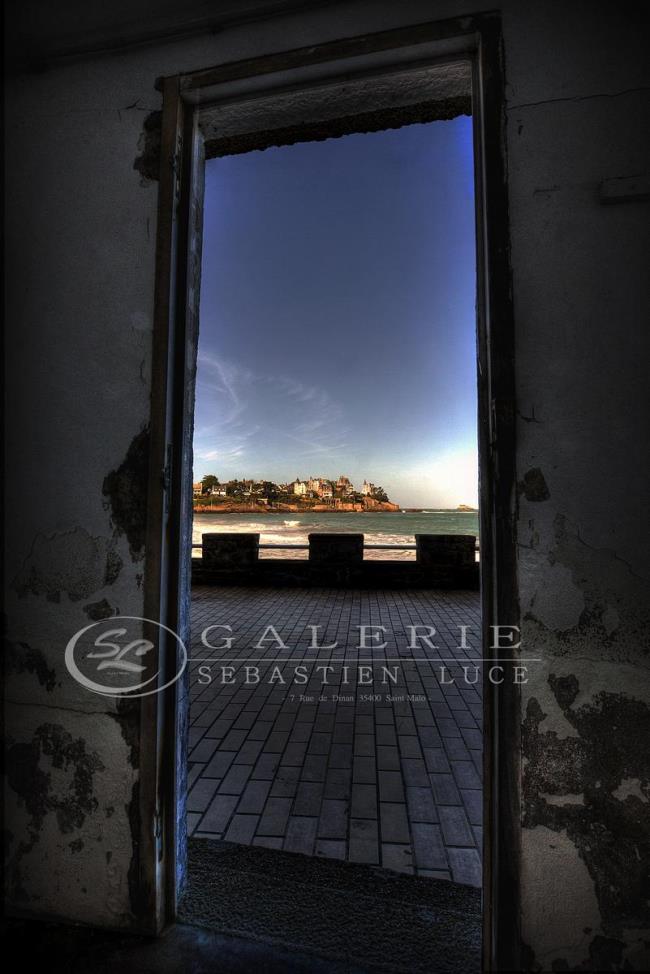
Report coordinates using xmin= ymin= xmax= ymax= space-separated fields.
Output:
xmin=143 ymin=13 xmax=520 ymax=971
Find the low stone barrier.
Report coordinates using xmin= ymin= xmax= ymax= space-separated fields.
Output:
xmin=192 ymin=532 xmax=479 ymax=589
xmin=203 ymin=532 xmax=259 ymax=569
xmin=308 ymin=533 xmax=364 ymax=584
xmin=415 ymin=534 xmax=476 ymax=567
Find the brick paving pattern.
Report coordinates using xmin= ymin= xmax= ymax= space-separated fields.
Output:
xmin=188 ymin=586 xmax=482 ymax=886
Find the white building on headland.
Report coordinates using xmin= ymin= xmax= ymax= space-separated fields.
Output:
xmin=307 ymin=476 xmax=335 ymax=498
xmin=361 ymin=480 xmax=375 ymax=496
xmin=293 ymin=475 xmax=366 ymax=499
xmin=336 ymin=475 xmax=355 ymax=496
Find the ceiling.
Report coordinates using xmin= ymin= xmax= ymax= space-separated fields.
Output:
xmin=4 ymin=0 xmax=333 ymax=72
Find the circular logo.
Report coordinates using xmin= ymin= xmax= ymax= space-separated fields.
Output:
xmin=65 ymin=615 xmax=187 ymax=698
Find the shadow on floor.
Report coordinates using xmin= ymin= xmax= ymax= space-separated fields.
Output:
xmin=3 ymin=839 xmax=481 ymax=974
xmin=179 ymin=837 xmax=481 ymax=973
xmin=2 ymin=916 xmax=365 ymax=974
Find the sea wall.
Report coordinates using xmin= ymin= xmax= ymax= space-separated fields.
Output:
xmin=193 ymin=532 xmax=479 ymax=588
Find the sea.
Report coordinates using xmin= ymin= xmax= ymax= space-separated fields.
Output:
xmin=192 ymin=510 xmax=479 ymax=560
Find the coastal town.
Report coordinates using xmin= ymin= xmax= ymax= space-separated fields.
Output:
xmin=193 ymin=474 xmax=401 ymax=512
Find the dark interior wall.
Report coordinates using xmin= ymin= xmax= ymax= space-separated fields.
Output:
xmin=4 ymin=0 xmax=650 ymax=968
xmin=503 ymin=5 xmax=650 ymax=969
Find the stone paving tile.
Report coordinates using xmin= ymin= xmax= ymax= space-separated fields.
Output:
xmin=447 ymin=847 xmax=482 ymax=887
xmin=411 ymin=823 xmax=448 ymax=871
xmin=380 ymin=803 xmax=410 ymax=843
xmin=470 ymin=749 xmax=483 ymax=777
xmin=237 ymin=779 xmax=271 ymax=814
xmin=318 ymin=799 xmax=348 ymax=838
xmin=424 ymin=747 xmax=451 ymax=773
xmin=406 ymin=786 xmax=438 ymax=824
xmin=225 ymin=814 xmax=259 ymax=844
xmin=187 ymin=812 xmax=201 ymax=835
xmin=221 ymin=729 xmax=248 ymax=751
xmin=399 ymin=736 xmax=423 ymax=759
xmin=439 ymin=805 xmax=475 ymax=847
xmin=293 ymin=781 xmax=323 ymax=816
xmin=270 ymin=765 xmax=301 ymax=797
xmin=354 ymin=734 xmax=375 ymax=756
xmin=378 ymin=770 xmax=405 ymax=803
xmin=248 ymin=721 xmax=273 ymax=741
xmin=461 ymin=727 xmax=482 ymax=750
xmin=253 ymin=836 xmax=283 ymax=850
xmin=301 ymin=754 xmax=328 ymax=781
xmin=257 ymin=797 xmax=292 ymax=836
xmin=315 ymin=839 xmax=346 ymax=860
xmin=187 ymin=764 xmax=203 ymax=789
xmin=202 ymin=794 xmax=238 ymax=833
xmin=377 ymin=745 xmax=400 ymax=771
xmin=352 ymin=757 xmax=375 ymax=784
xmin=192 ymin=710 xmax=218 ymax=729
xmin=233 ymin=739 xmax=265 ymax=764
xmin=451 ymin=760 xmax=481 ymax=790
xmin=203 ymin=751 xmax=236 ymax=779
xmin=189 ymin=585 xmax=482 ymax=885
xmin=402 ymin=758 xmax=429 ymax=787
xmin=284 ymin=816 xmax=318 ymax=855
xmin=188 ymin=739 xmax=219 ymax=763
xmin=187 ymin=777 xmax=220 ymax=813
xmin=325 ymin=768 xmax=352 ymax=799
xmin=430 ymin=773 xmax=462 ymax=806
xmin=382 ymin=843 xmax=414 ymax=875
xmin=252 ymin=753 xmax=279 ymax=779
xmin=460 ymin=788 xmax=483 ymax=825
xmin=218 ymin=764 xmax=253 ymax=795
xmin=351 ymin=783 xmax=377 ymax=819
xmin=349 ymin=819 xmax=379 ymax=865
xmin=376 ymin=725 xmax=397 ymax=746
xmin=205 ymin=718 xmax=232 ymax=739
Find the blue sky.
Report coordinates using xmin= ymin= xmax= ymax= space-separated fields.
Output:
xmin=194 ymin=116 xmax=478 ymax=507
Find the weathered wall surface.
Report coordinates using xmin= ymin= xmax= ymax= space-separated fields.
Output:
xmin=3 ymin=56 xmax=158 ymax=923
xmin=505 ymin=3 xmax=650 ymax=969
xmin=4 ymin=0 xmax=649 ymax=966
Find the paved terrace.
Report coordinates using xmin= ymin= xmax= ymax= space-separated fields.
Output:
xmin=188 ymin=586 xmax=483 ymax=886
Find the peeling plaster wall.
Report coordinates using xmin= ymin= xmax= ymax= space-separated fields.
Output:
xmin=506 ymin=3 xmax=650 ymax=969
xmin=4 ymin=0 xmax=650 ymax=965
xmin=3 ymin=40 xmax=161 ymax=927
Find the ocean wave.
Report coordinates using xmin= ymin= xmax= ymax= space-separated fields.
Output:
xmin=261 ymin=532 xmax=309 ymax=544
xmin=192 ymin=510 xmax=479 ymax=550
xmin=364 ymin=533 xmax=414 ymax=546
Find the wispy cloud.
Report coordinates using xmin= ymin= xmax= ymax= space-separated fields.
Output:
xmin=193 ymin=352 xmax=350 ymax=477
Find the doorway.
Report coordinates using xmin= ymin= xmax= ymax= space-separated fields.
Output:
xmin=145 ymin=19 xmax=519 ymax=972
xmin=188 ymin=118 xmax=482 ymax=892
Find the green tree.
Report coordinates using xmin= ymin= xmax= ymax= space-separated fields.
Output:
xmin=260 ymin=481 xmax=280 ymax=500
xmin=226 ymin=479 xmax=245 ymax=497
xmin=201 ymin=474 xmax=219 ymax=493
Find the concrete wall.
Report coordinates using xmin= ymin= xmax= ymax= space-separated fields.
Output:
xmin=508 ymin=5 xmax=650 ymax=968
xmin=4 ymin=0 xmax=649 ymax=967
